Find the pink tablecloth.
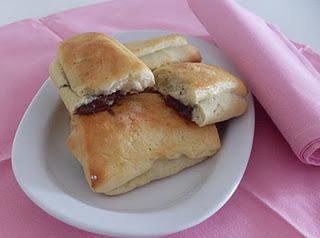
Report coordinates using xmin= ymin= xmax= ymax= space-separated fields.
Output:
xmin=0 ymin=0 xmax=319 ymax=237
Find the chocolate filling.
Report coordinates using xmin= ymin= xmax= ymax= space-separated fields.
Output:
xmin=75 ymin=91 xmax=123 ymax=115
xmin=59 ymin=84 xmax=69 ymax=89
xmin=165 ymin=95 xmax=193 ymax=121
xmin=143 ymin=87 xmax=157 ymax=93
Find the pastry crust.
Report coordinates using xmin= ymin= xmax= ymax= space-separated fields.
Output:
xmin=49 ymin=32 xmax=154 ymax=114
xmin=67 ymin=93 xmax=221 ymax=195
xmin=154 ymin=63 xmax=248 ymax=126
xmin=125 ymin=34 xmax=188 ymax=57
xmin=139 ymin=45 xmax=201 ymax=71
xmin=125 ymin=34 xmax=201 ymax=70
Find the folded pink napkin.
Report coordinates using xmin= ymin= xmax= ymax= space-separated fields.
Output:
xmin=0 ymin=0 xmax=320 ymax=237
xmin=188 ymin=0 xmax=320 ymax=165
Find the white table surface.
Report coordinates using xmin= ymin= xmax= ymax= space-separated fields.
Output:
xmin=1 ymin=0 xmax=320 ymax=52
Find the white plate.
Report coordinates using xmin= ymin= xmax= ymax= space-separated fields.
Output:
xmin=12 ymin=30 xmax=255 ymax=237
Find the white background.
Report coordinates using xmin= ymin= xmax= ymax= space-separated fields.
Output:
xmin=1 ymin=0 xmax=320 ymax=52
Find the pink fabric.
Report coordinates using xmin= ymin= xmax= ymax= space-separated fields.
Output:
xmin=0 ymin=19 xmax=60 ymax=161
xmin=188 ymin=0 xmax=320 ymax=165
xmin=1 ymin=0 xmax=320 ymax=237
xmin=40 ymin=0 xmax=208 ymax=39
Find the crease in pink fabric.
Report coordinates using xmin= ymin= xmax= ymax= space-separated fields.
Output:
xmin=187 ymin=0 xmax=320 ymax=165
xmin=40 ymin=0 xmax=208 ymax=39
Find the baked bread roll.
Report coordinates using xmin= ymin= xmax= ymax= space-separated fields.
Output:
xmin=125 ymin=34 xmax=201 ymax=70
xmin=49 ymin=32 xmax=154 ymax=114
xmin=67 ymin=93 xmax=220 ymax=195
xmin=154 ymin=63 xmax=248 ymax=126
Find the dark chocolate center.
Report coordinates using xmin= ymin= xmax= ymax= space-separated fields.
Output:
xmin=165 ymin=95 xmax=193 ymax=121
xmin=75 ymin=91 xmax=123 ymax=115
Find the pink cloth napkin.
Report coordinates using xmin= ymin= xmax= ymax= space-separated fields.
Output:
xmin=0 ymin=0 xmax=320 ymax=237
xmin=188 ymin=0 xmax=320 ymax=166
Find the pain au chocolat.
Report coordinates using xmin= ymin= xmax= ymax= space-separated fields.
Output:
xmin=67 ymin=93 xmax=221 ymax=195
xmin=154 ymin=63 xmax=248 ymax=126
xmin=125 ymin=34 xmax=201 ymax=70
xmin=49 ymin=32 xmax=154 ymax=115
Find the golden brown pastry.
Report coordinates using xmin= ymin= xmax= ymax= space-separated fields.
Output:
xmin=49 ymin=32 xmax=154 ymax=114
xmin=125 ymin=34 xmax=201 ymax=70
xmin=154 ymin=63 xmax=248 ymax=126
xmin=67 ymin=93 xmax=221 ymax=195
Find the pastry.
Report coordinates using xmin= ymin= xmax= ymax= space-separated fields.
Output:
xmin=49 ymin=32 xmax=154 ymax=114
xmin=67 ymin=93 xmax=221 ymax=195
xmin=125 ymin=34 xmax=201 ymax=70
xmin=154 ymin=63 xmax=248 ymax=126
